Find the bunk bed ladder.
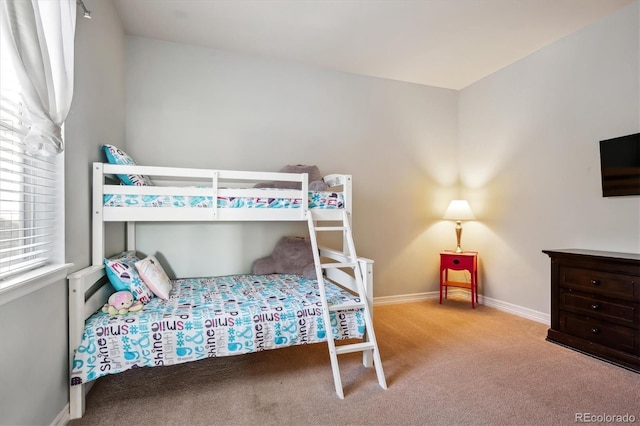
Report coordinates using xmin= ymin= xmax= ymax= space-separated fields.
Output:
xmin=307 ymin=211 xmax=387 ymax=398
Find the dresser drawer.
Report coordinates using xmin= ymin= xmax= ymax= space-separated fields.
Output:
xmin=558 ymin=311 xmax=638 ymax=355
xmin=560 ymin=289 xmax=639 ymax=327
xmin=559 ymin=266 xmax=639 ymax=301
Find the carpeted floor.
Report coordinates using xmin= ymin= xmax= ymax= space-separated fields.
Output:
xmin=69 ymin=298 xmax=639 ymax=425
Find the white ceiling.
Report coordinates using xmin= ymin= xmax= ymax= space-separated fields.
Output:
xmin=113 ymin=0 xmax=635 ymax=90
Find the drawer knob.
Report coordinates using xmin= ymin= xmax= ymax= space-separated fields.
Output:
xmin=591 ymin=304 xmax=600 ymax=311
xmin=453 ymin=259 xmax=460 ymax=265
xmin=590 ymin=279 xmax=600 ymax=286
xmin=591 ymin=328 xmax=600 ymax=335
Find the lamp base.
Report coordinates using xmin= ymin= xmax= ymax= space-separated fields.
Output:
xmin=454 ymin=221 xmax=464 ymax=253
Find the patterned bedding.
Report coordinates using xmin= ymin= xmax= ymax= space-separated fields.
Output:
xmin=103 ymin=190 xmax=344 ymax=209
xmin=70 ymin=274 xmax=364 ymax=385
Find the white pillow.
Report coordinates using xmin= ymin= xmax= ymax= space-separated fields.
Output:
xmin=135 ymin=255 xmax=173 ymax=300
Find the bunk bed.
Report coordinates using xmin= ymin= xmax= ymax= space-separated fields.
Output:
xmin=68 ymin=162 xmax=386 ymax=420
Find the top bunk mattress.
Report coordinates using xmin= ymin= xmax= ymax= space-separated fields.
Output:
xmin=71 ymin=273 xmax=364 ymax=386
xmin=103 ymin=190 xmax=344 ymax=209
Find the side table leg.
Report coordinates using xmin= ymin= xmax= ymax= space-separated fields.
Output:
xmin=439 ymin=269 xmax=443 ymax=304
xmin=471 ymin=276 xmax=475 ymax=309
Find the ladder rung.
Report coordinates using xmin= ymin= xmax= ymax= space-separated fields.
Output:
xmin=321 ymin=262 xmax=357 ymax=269
xmin=329 ymin=301 xmax=366 ymax=311
xmin=314 ymin=226 xmax=347 ymax=232
xmin=335 ymin=342 xmax=375 ymax=355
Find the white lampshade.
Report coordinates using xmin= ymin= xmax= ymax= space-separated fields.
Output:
xmin=443 ymin=200 xmax=475 ymax=221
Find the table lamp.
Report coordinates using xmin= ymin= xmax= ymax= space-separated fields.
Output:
xmin=443 ymin=200 xmax=475 ymax=253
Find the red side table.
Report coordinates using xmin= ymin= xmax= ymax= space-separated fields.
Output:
xmin=439 ymin=251 xmax=478 ymax=308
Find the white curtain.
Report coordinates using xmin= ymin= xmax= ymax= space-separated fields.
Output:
xmin=0 ymin=0 xmax=76 ymax=155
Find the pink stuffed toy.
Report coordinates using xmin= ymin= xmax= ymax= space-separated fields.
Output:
xmin=102 ymin=290 xmax=143 ymax=315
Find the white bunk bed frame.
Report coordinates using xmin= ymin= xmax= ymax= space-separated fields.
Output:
xmin=68 ymin=162 xmax=378 ymax=419
xmin=91 ymin=162 xmax=353 ymax=265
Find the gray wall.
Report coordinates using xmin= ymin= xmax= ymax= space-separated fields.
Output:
xmin=66 ymin=0 xmax=127 ymax=269
xmin=0 ymin=0 xmax=125 ymax=424
xmin=125 ymin=37 xmax=459 ymax=296
xmin=0 ymin=282 xmax=68 ymax=425
xmin=458 ymin=2 xmax=640 ymax=313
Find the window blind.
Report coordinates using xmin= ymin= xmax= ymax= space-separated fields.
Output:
xmin=0 ymin=58 xmax=58 ymax=281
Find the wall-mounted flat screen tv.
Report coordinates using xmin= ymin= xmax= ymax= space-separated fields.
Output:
xmin=599 ymin=133 xmax=640 ymax=197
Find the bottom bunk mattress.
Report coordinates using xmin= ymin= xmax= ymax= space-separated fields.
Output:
xmin=71 ymin=274 xmax=365 ymax=385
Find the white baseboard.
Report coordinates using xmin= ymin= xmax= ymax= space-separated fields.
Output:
xmin=373 ymin=290 xmax=549 ymax=325
xmin=373 ymin=291 xmax=436 ymax=305
xmin=52 ymin=404 xmax=69 ymax=426
xmin=480 ymin=295 xmax=550 ymax=324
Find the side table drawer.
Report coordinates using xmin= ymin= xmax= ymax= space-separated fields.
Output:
xmin=440 ymin=253 xmax=475 ymax=270
xmin=560 ymin=289 xmax=639 ymax=327
xmin=558 ymin=311 xmax=638 ymax=355
xmin=560 ymin=266 xmax=639 ymax=301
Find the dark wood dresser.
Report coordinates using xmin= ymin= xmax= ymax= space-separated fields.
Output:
xmin=543 ymin=249 xmax=639 ymax=372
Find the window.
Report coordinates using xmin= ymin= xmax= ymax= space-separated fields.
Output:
xmin=0 ymin=38 xmax=63 ymax=282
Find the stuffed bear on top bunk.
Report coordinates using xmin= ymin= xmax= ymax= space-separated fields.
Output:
xmin=254 ymin=164 xmax=328 ymax=191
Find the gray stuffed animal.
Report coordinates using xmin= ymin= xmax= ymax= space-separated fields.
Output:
xmin=251 ymin=236 xmax=317 ymax=279
xmin=255 ymin=164 xmax=328 ymax=191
